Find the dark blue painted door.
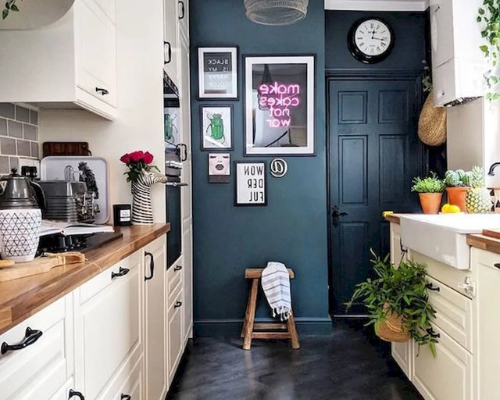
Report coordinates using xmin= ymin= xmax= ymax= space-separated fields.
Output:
xmin=328 ymin=78 xmax=421 ymax=315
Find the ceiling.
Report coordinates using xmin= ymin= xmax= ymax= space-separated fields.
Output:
xmin=324 ymin=0 xmax=428 ymax=12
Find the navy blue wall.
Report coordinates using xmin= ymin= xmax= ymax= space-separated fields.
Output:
xmin=190 ymin=0 xmax=330 ymax=336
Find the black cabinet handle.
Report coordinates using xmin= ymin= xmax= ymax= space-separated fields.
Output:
xmin=494 ymin=263 xmax=500 ymax=269
xmin=95 ymin=87 xmax=109 ymax=96
xmin=111 ymin=267 xmax=130 ymax=280
xmin=164 ymin=41 xmax=172 ymax=64
xmin=121 ymin=394 xmax=131 ymax=400
xmin=178 ymin=1 xmax=185 ymax=19
xmin=425 ymin=283 xmax=441 ymax=292
xmin=174 ymin=301 xmax=183 ymax=308
xmin=174 ymin=265 xmax=183 ymax=272
xmin=426 ymin=328 xmax=441 ymax=339
xmin=68 ymin=390 xmax=85 ymax=400
xmin=1 ymin=327 xmax=43 ymax=355
xmin=144 ymin=252 xmax=155 ymax=281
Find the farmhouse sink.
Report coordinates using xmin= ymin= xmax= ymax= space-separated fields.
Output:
xmin=399 ymin=214 xmax=500 ymax=270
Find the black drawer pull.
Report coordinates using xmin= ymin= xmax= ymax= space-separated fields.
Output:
xmin=121 ymin=394 xmax=131 ymax=400
xmin=494 ymin=263 xmax=500 ymax=269
xmin=426 ymin=328 xmax=441 ymax=339
xmin=174 ymin=301 xmax=183 ymax=308
xmin=164 ymin=41 xmax=172 ymax=64
xmin=111 ymin=267 xmax=130 ymax=280
xmin=425 ymin=283 xmax=440 ymax=292
xmin=145 ymin=252 xmax=155 ymax=281
xmin=69 ymin=389 xmax=85 ymax=400
xmin=174 ymin=265 xmax=183 ymax=272
xmin=95 ymin=87 xmax=109 ymax=96
xmin=178 ymin=1 xmax=185 ymax=19
xmin=1 ymin=327 xmax=43 ymax=355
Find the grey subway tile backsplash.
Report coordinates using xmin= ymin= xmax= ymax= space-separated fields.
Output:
xmin=24 ymin=124 xmax=37 ymax=141
xmin=0 ymin=104 xmax=39 ymax=160
xmin=17 ymin=140 xmax=31 ymax=157
xmin=1 ymin=137 xmax=17 ymax=155
xmin=15 ymin=106 xmax=30 ymax=123
xmin=8 ymin=121 xmax=23 ymax=138
xmin=0 ymin=103 xmax=15 ymax=119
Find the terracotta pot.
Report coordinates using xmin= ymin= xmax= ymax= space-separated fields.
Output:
xmin=446 ymin=187 xmax=469 ymax=212
xmin=418 ymin=193 xmax=443 ymax=214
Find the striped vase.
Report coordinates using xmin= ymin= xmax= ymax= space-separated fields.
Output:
xmin=131 ymin=171 xmax=168 ymax=225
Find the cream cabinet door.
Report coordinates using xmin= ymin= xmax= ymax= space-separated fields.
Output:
xmin=163 ymin=0 xmax=179 ymax=86
xmin=183 ymin=226 xmax=193 ymax=342
xmin=389 ymin=222 xmax=412 ymax=379
xmin=144 ymin=238 xmax=168 ymax=400
xmin=473 ymin=248 xmax=500 ymax=400
xmin=177 ymin=0 xmax=189 ymax=42
xmin=168 ymin=285 xmax=184 ymax=386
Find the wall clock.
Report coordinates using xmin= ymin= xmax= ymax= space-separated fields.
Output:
xmin=347 ymin=17 xmax=395 ymax=64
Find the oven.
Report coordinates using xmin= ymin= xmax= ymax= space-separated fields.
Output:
xmin=165 ymin=178 xmax=185 ymax=268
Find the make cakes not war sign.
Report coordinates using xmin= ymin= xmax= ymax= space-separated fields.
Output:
xmin=235 ymin=163 xmax=267 ymax=206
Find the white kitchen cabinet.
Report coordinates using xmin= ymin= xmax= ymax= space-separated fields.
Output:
xmin=429 ymin=0 xmax=485 ymax=106
xmin=74 ymin=252 xmax=142 ymax=400
xmin=412 ymin=324 xmax=473 ymax=400
xmin=0 ymin=296 xmax=73 ymax=400
xmin=178 ymin=0 xmax=189 ymax=42
xmin=164 ymin=0 xmax=180 ymax=87
xmin=183 ymin=227 xmax=193 ymax=342
xmin=389 ymin=223 xmax=412 ymax=379
xmin=472 ymin=248 xmax=500 ymax=400
xmin=144 ymin=237 xmax=168 ymax=400
xmin=167 ymin=280 xmax=184 ymax=386
xmin=94 ymin=356 xmax=143 ymax=400
xmin=0 ymin=0 xmax=117 ymax=120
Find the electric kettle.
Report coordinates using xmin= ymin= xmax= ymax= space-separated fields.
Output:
xmin=0 ymin=169 xmax=45 ymax=262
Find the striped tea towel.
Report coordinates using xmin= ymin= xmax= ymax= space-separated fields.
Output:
xmin=261 ymin=261 xmax=292 ymax=321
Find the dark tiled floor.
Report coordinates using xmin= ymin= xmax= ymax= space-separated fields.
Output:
xmin=167 ymin=320 xmax=424 ymax=400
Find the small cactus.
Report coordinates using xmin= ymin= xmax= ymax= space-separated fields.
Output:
xmin=445 ymin=169 xmax=471 ymax=187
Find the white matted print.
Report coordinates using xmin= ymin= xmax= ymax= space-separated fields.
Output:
xmin=208 ymin=153 xmax=230 ymax=183
xmin=235 ymin=162 xmax=267 ymax=206
xmin=198 ymin=47 xmax=238 ymax=99
xmin=164 ymin=107 xmax=181 ymax=149
xmin=200 ymin=105 xmax=233 ymax=150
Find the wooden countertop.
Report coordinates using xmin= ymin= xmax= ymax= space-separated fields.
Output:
xmin=0 ymin=223 xmax=170 ymax=335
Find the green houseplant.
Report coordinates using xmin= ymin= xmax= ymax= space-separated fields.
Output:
xmin=411 ymin=172 xmax=445 ymax=214
xmin=2 ymin=0 xmax=21 ymax=19
xmin=347 ymin=252 xmax=438 ymax=356
xmin=445 ymin=169 xmax=471 ymax=212
xmin=477 ymin=2 xmax=500 ymax=100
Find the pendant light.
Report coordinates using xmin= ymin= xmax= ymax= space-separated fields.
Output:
xmin=244 ymin=0 xmax=309 ymax=26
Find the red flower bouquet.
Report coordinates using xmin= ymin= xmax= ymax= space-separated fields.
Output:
xmin=120 ymin=150 xmax=159 ymax=182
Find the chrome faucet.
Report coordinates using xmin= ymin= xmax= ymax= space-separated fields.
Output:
xmin=488 ymin=162 xmax=500 ymax=176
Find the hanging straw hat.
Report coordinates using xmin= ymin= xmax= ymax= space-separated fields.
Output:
xmin=418 ymin=90 xmax=447 ymax=146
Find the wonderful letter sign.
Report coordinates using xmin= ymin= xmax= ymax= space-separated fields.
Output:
xmin=235 ymin=162 xmax=267 ymax=206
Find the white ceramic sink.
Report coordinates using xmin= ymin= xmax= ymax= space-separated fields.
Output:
xmin=400 ymin=214 xmax=500 ymax=270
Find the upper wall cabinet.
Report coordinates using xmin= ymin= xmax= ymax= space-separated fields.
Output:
xmin=0 ymin=0 xmax=117 ymax=120
xmin=163 ymin=0 xmax=189 ymax=87
xmin=430 ymin=0 xmax=486 ymax=106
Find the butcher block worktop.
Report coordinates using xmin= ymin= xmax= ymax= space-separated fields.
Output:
xmin=0 ymin=223 xmax=170 ymax=335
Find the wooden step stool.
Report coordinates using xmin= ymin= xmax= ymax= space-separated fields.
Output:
xmin=241 ymin=268 xmax=300 ymax=350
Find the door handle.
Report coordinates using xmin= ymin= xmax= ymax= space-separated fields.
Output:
xmin=144 ymin=252 xmax=155 ymax=281
xmin=178 ymin=1 xmax=185 ymax=19
xmin=426 ymin=328 xmax=441 ymax=339
xmin=68 ymin=390 xmax=85 ymax=400
xmin=1 ymin=327 xmax=43 ymax=355
xmin=174 ymin=265 xmax=183 ymax=272
xmin=111 ymin=267 xmax=130 ymax=280
xmin=425 ymin=283 xmax=440 ymax=292
xmin=332 ymin=206 xmax=348 ymax=228
xmin=164 ymin=41 xmax=172 ymax=64
xmin=174 ymin=301 xmax=183 ymax=308
xmin=95 ymin=87 xmax=109 ymax=96
xmin=121 ymin=395 xmax=131 ymax=400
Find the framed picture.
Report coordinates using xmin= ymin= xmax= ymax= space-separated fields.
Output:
xmin=198 ymin=47 xmax=238 ymax=99
xmin=244 ymin=55 xmax=315 ymax=156
xmin=164 ymin=107 xmax=181 ymax=150
xmin=200 ymin=105 xmax=233 ymax=150
xmin=235 ymin=162 xmax=267 ymax=206
xmin=208 ymin=153 xmax=230 ymax=183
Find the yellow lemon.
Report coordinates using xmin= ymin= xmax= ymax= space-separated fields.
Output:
xmin=448 ymin=205 xmax=461 ymax=213
xmin=441 ymin=204 xmax=451 ymax=213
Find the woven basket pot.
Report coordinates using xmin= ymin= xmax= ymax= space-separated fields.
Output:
xmin=376 ymin=304 xmax=410 ymax=343
xmin=418 ymin=91 xmax=447 ymax=147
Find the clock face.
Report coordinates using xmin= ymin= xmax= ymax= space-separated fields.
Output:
xmin=348 ymin=18 xmax=395 ymax=64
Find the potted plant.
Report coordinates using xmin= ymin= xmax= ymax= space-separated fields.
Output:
xmin=347 ymin=252 xmax=438 ymax=356
xmin=411 ymin=172 xmax=445 ymax=214
xmin=444 ymin=169 xmax=471 ymax=212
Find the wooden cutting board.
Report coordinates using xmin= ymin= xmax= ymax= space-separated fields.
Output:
xmin=0 ymin=252 xmax=86 ymax=282
xmin=482 ymin=229 xmax=500 ymax=240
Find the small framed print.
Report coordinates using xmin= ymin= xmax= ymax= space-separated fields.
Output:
xmin=198 ymin=47 xmax=238 ymax=99
xmin=208 ymin=153 xmax=230 ymax=183
xmin=235 ymin=162 xmax=267 ymax=206
xmin=164 ymin=107 xmax=181 ymax=149
xmin=200 ymin=105 xmax=233 ymax=150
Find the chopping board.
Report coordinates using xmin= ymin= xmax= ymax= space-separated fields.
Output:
xmin=482 ymin=229 xmax=500 ymax=240
xmin=0 ymin=252 xmax=86 ymax=282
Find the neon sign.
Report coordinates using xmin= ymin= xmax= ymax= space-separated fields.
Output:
xmin=258 ymin=82 xmax=301 ymax=128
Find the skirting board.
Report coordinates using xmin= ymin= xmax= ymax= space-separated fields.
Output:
xmin=194 ymin=317 xmax=333 ymax=337
xmin=324 ymin=0 xmax=427 ymax=12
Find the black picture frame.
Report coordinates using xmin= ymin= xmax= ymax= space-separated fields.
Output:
xmin=347 ymin=17 xmax=395 ymax=64
xmin=199 ymin=104 xmax=234 ymax=151
xmin=234 ymin=161 xmax=268 ymax=207
xmin=198 ymin=46 xmax=239 ymax=100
